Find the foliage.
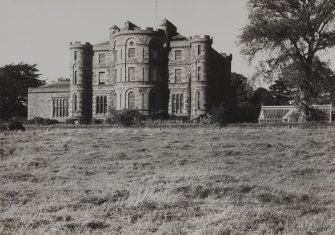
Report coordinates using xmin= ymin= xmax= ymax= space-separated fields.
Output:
xmin=240 ymin=0 xmax=335 ymax=118
xmin=27 ymin=117 xmax=59 ymax=125
xmin=231 ymin=72 xmax=254 ymax=108
xmin=0 ymin=63 xmax=45 ymax=119
xmin=105 ymin=109 xmax=145 ymax=127
xmin=65 ymin=118 xmax=76 ymax=125
xmin=269 ymin=80 xmax=292 ymax=105
xmin=210 ymin=104 xmax=229 ymax=125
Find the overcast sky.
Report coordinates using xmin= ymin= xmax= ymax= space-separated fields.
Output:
xmin=1 ymin=0 xmax=334 ymax=85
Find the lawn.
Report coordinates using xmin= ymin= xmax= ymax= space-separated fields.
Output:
xmin=0 ymin=125 xmax=335 ymax=234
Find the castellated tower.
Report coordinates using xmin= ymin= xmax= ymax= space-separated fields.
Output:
xmin=110 ymin=21 xmax=167 ymax=114
xmin=69 ymin=41 xmax=93 ymax=121
xmin=190 ymin=35 xmax=213 ymax=117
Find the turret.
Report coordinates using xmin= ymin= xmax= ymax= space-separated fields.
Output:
xmin=159 ymin=18 xmax=177 ymax=48
xmin=109 ymin=25 xmax=120 ymax=40
xmin=69 ymin=41 xmax=93 ymax=121
xmin=190 ymin=35 xmax=213 ymax=116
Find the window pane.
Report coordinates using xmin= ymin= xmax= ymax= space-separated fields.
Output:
xmin=175 ymin=69 xmax=181 ymax=82
xmin=99 ymin=72 xmax=106 ymax=85
xmin=128 ymin=67 xmax=135 ymax=81
xmin=175 ymin=50 xmax=182 ymax=60
xmin=128 ymin=48 xmax=135 ymax=58
xmin=128 ymin=92 xmax=135 ymax=109
xmin=99 ymin=53 xmax=105 ymax=63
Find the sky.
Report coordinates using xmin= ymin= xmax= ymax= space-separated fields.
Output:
xmin=0 ymin=0 xmax=333 ymax=85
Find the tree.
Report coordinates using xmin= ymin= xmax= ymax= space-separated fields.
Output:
xmin=231 ymin=72 xmax=254 ymax=108
xmin=269 ymin=79 xmax=292 ymax=105
xmin=0 ymin=63 xmax=45 ymax=119
xmin=240 ymin=0 xmax=335 ymax=120
xmin=250 ymin=87 xmax=275 ymax=106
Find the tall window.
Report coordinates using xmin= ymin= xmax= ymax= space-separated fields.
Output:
xmin=74 ymin=71 xmax=77 ymax=84
xmin=196 ymin=90 xmax=201 ymax=109
xmin=99 ymin=72 xmax=106 ymax=85
xmin=197 ymin=45 xmax=201 ymax=55
xmin=74 ymin=51 xmax=77 ymax=60
xmin=99 ymin=53 xmax=105 ymax=63
xmin=197 ymin=66 xmax=201 ymax=81
xmin=73 ymin=94 xmax=77 ymax=112
xmin=175 ymin=50 xmax=182 ymax=60
xmin=149 ymin=91 xmax=156 ymax=112
xmin=171 ymin=94 xmax=183 ymax=113
xmin=115 ymin=69 xmax=117 ymax=82
xmin=128 ymin=91 xmax=135 ymax=109
xmin=175 ymin=69 xmax=181 ymax=82
xmin=96 ymin=96 xmax=107 ymax=114
xmin=54 ymin=98 xmax=69 ymax=118
xmin=128 ymin=67 xmax=135 ymax=81
xmin=128 ymin=48 xmax=135 ymax=58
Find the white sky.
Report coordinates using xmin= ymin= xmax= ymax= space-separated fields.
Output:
xmin=0 ymin=0 xmax=334 ymax=85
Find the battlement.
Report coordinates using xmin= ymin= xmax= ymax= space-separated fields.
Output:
xmin=69 ymin=41 xmax=92 ymax=49
xmin=221 ymin=53 xmax=233 ymax=60
xmin=191 ymin=35 xmax=213 ymax=43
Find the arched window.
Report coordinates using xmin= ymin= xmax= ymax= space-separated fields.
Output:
xmin=149 ymin=91 xmax=156 ymax=112
xmin=196 ymin=91 xmax=201 ymax=110
xmin=73 ymin=94 xmax=77 ymax=112
xmin=128 ymin=91 xmax=135 ymax=109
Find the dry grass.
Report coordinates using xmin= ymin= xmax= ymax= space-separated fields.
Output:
xmin=0 ymin=125 xmax=335 ymax=234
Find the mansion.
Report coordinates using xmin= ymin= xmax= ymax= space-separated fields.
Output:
xmin=28 ymin=19 xmax=232 ymax=121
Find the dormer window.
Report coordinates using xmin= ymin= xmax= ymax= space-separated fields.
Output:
xmin=128 ymin=48 xmax=135 ymax=58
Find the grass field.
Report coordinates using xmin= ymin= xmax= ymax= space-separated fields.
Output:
xmin=1 ymin=125 xmax=335 ymax=234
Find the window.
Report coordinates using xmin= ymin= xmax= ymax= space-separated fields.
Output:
xmin=149 ymin=91 xmax=156 ymax=112
xmin=74 ymin=51 xmax=77 ymax=60
xmin=171 ymin=94 xmax=183 ymax=113
xmin=74 ymin=71 xmax=77 ymax=84
xmin=128 ymin=67 xmax=135 ymax=81
xmin=128 ymin=91 xmax=135 ymax=109
xmin=197 ymin=45 xmax=201 ymax=55
xmin=128 ymin=48 xmax=135 ymax=58
xmin=197 ymin=66 xmax=201 ymax=81
xmin=73 ymin=94 xmax=77 ymax=112
xmin=53 ymin=98 xmax=69 ymax=118
xmin=98 ymin=72 xmax=106 ymax=85
xmin=99 ymin=53 xmax=105 ymax=63
xmin=196 ymin=91 xmax=201 ymax=109
xmin=175 ymin=50 xmax=182 ymax=60
xmin=115 ymin=69 xmax=117 ymax=82
xmin=96 ymin=96 xmax=107 ymax=114
xmin=175 ymin=69 xmax=181 ymax=82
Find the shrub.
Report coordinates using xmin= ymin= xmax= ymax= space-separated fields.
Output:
xmin=27 ymin=117 xmax=59 ymax=125
xmin=105 ymin=109 xmax=145 ymax=127
xmin=92 ymin=118 xmax=103 ymax=124
xmin=210 ymin=104 xmax=228 ymax=125
xmin=65 ymin=118 xmax=76 ymax=124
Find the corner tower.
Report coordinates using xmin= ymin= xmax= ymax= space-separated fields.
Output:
xmin=69 ymin=41 xmax=93 ymax=121
xmin=190 ymin=35 xmax=213 ymax=117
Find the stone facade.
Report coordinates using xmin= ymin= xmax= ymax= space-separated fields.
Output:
xmin=28 ymin=19 xmax=232 ymax=121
